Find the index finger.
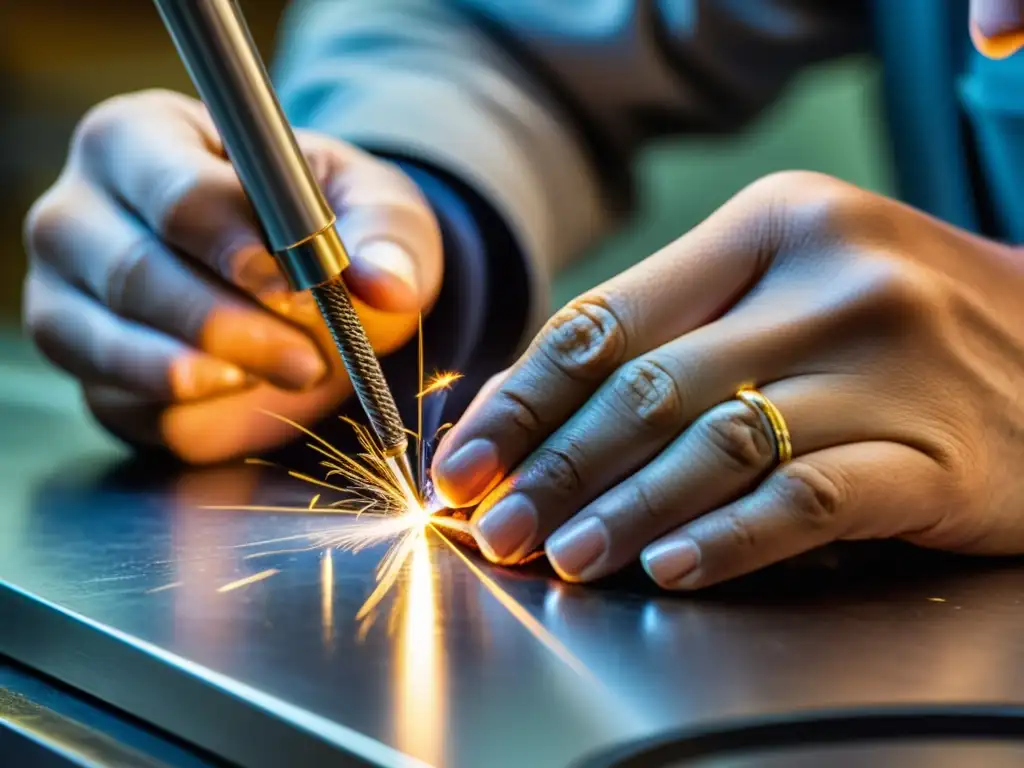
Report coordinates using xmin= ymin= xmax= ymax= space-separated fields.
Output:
xmin=74 ymin=91 xmax=289 ymax=299
xmin=431 ymin=196 xmax=773 ymax=508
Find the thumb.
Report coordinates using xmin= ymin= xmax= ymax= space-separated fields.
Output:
xmin=970 ymin=0 xmax=1024 ymax=58
xmin=315 ymin=146 xmax=443 ymax=315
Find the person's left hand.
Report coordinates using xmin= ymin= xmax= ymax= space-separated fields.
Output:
xmin=430 ymin=171 xmax=1024 ymax=590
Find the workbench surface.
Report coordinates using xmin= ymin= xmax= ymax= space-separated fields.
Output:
xmin=4 ymin=334 xmax=1024 ymax=767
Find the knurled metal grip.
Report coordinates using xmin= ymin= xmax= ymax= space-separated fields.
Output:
xmin=311 ymin=277 xmax=408 ymax=454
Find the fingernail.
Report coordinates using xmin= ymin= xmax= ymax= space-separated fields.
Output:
xmin=356 ymin=240 xmax=419 ymax=297
xmin=173 ymin=357 xmax=249 ymax=401
xmin=971 ymin=21 xmax=1024 ymax=59
xmin=642 ymin=538 xmax=701 ymax=588
xmin=546 ymin=518 xmax=608 ymax=580
xmin=475 ymin=494 xmax=537 ymax=562
xmin=434 ymin=438 xmax=500 ymax=506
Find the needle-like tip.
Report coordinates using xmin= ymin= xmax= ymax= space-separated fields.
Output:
xmin=385 ymin=451 xmax=420 ymax=510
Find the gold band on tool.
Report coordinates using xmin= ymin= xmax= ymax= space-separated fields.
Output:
xmin=735 ymin=387 xmax=793 ymax=465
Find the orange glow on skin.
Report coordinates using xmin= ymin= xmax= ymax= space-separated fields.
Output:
xmin=971 ymin=20 xmax=1024 ymax=59
xmin=162 ymin=294 xmax=419 ymax=465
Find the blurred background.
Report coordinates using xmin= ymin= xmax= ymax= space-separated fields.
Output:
xmin=0 ymin=0 xmax=894 ymax=324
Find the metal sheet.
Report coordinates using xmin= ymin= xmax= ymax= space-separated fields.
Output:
xmin=5 ymin=386 xmax=1024 ymax=767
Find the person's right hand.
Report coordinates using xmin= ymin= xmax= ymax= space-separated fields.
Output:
xmin=23 ymin=90 xmax=443 ymax=464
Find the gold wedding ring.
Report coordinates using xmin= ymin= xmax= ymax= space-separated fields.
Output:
xmin=735 ymin=387 xmax=792 ymax=466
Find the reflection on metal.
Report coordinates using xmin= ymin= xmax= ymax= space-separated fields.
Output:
xmin=216 ymin=569 xmax=280 ymax=594
xmin=322 ymin=550 xmax=335 ymax=649
xmin=393 ymin=533 xmax=447 ymax=766
xmin=436 ymin=531 xmax=596 ymax=683
xmin=0 ymin=686 xmax=167 ymax=768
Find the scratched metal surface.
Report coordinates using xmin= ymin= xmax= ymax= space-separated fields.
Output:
xmin=6 ymin=351 xmax=1024 ymax=767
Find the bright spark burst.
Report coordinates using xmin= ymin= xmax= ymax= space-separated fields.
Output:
xmin=204 ymin=311 xmax=462 ymax=622
xmin=417 ymin=371 xmax=463 ymax=398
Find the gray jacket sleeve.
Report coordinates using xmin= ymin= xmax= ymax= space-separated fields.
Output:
xmin=273 ymin=0 xmax=868 ymax=323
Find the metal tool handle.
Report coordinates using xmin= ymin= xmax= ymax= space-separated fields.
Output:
xmin=153 ymin=0 xmax=346 ymax=288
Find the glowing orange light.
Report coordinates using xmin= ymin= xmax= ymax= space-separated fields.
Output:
xmin=322 ymin=550 xmax=334 ymax=647
xmin=393 ymin=532 xmax=447 ymax=764
xmin=417 ymin=371 xmax=464 ymax=398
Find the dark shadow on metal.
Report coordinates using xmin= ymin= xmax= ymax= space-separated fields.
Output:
xmin=574 ymin=705 xmax=1024 ymax=767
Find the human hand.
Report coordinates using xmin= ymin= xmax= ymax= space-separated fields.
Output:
xmin=23 ymin=90 xmax=442 ymax=463
xmin=431 ymin=171 xmax=1024 ymax=590
xmin=971 ymin=0 xmax=1024 ymax=58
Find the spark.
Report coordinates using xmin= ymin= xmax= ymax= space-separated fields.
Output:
xmin=206 ymin=311 xmax=462 ymax=620
xmin=145 ymin=581 xmax=183 ymax=594
xmin=417 ymin=371 xmax=464 ymax=399
xmin=199 ymin=310 xmax=589 ymax=687
xmin=217 ymin=569 xmax=280 ymax=593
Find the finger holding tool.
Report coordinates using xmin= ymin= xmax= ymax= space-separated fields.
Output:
xmin=154 ymin=0 xmax=418 ymax=505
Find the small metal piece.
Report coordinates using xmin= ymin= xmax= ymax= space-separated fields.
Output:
xmin=279 ymin=224 xmax=351 ymax=291
xmin=735 ymin=386 xmax=793 ymax=465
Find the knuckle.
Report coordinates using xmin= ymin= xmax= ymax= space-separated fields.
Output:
xmin=23 ymin=192 xmax=68 ymax=260
xmin=609 ymin=357 xmax=683 ymax=429
xmin=722 ymin=510 xmax=758 ymax=551
xmin=535 ymin=295 xmax=627 ymax=381
xmin=699 ymin=403 xmax=775 ymax=475
xmin=497 ymin=387 xmax=543 ymax=436
xmin=751 ymin=172 xmax=878 ymax=247
xmin=747 ymin=170 xmax=836 ymax=200
xmin=527 ymin=445 xmax=584 ymax=497
xmin=630 ymin=480 xmax=663 ymax=522
xmin=73 ymin=95 xmax=137 ymax=155
xmin=839 ymin=258 xmax=945 ymax=335
xmin=105 ymin=238 xmax=152 ymax=315
xmin=770 ymin=463 xmax=846 ymax=530
xmin=73 ymin=90 xmax=180 ymax=155
xmin=862 ymin=259 xmax=941 ymax=321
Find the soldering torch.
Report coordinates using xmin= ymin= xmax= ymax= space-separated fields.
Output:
xmin=153 ymin=0 xmax=419 ymax=506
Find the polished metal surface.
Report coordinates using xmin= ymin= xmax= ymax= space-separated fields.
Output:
xmin=0 ymin=661 xmax=219 ymax=768
xmin=5 ymin=341 xmax=1024 ymax=767
xmin=153 ymin=0 xmax=339 ymax=263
